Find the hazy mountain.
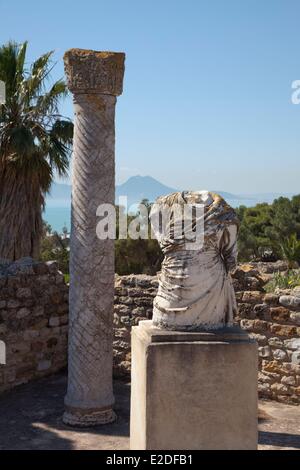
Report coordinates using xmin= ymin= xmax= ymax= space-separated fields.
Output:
xmin=115 ymin=175 xmax=177 ymax=207
xmin=47 ymin=177 xmax=296 ymax=208
xmin=48 ymin=176 xmax=177 ymax=208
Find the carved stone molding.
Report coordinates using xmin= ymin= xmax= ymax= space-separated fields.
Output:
xmin=64 ymin=49 xmax=125 ymax=96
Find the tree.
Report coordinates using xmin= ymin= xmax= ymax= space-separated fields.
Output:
xmin=115 ymin=200 xmax=163 ymax=275
xmin=40 ymin=222 xmax=70 ymax=274
xmin=236 ymin=196 xmax=300 ymax=262
xmin=0 ymin=41 xmax=73 ymax=260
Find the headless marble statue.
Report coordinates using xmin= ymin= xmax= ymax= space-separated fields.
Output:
xmin=150 ymin=191 xmax=239 ymax=330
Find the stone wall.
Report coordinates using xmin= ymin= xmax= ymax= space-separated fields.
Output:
xmin=113 ymin=265 xmax=300 ymax=405
xmin=233 ymin=263 xmax=300 ymax=404
xmin=113 ymin=275 xmax=158 ymax=377
xmin=0 ymin=258 xmax=69 ymax=393
xmin=1 ymin=258 xmax=300 ymax=404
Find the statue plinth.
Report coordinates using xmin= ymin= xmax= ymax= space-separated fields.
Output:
xmin=130 ymin=320 xmax=258 ymax=450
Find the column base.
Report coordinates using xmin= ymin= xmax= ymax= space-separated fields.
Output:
xmin=63 ymin=405 xmax=116 ymax=427
xmin=130 ymin=320 xmax=258 ymax=450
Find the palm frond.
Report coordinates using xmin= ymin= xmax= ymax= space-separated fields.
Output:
xmin=0 ymin=41 xmax=18 ymax=100
xmin=33 ymin=79 xmax=68 ymax=116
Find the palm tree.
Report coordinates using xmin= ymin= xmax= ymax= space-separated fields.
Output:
xmin=0 ymin=41 xmax=73 ymax=260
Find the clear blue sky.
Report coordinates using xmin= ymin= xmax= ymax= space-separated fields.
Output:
xmin=1 ymin=0 xmax=300 ymax=193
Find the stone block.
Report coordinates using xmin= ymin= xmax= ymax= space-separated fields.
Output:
xmin=16 ymin=307 xmax=30 ymax=319
xmin=49 ymin=317 xmax=60 ymax=327
xmin=272 ymin=349 xmax=287 ymax=361
xmin=258 ymin=346 xmax=271 ymax=358
xmin=291 ymin=352 xmax=300 ymax=365
xmin=130 ymin=321 xmax=257 ymax=450
xmin=279 ymin=295 xmax=300 ymax=311
xmin=242 ymin=291 xmax=264 ymax=303
xmin=37 ymin=360 xmax=51 ymax=371
xmin=290 ymin=312 xmax=300 ymax=325
xmin=16 ymin=288 xmax=31 ymax=299
xmin=281 ymin=375 xmax=296 ymax=386
xmin=269 ymin=324 xmax=297 ymax=337
xmin=7 ymin=299 xmax=20 ymax=309
xmin=268 ymin=337 xmax=283 ymax=348
xmin=270 ymin=383 xmax=290 ymax=395
xmin=263 ymin=293 xmax=279 ymax=305
xmin=270 ymin=307 xmax=290 ymax=322
xmin=284 ymin=338 xmax=300 ymax=350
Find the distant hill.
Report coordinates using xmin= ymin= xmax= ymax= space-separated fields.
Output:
xmin=48 ymin=176 xmax=177 ymax=208
xmin=115 ymin=175 xmax=177 ymax=207
xmin=47 ymin=178 xmax=296 ymax=209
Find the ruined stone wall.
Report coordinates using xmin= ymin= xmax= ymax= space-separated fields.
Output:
xmin=0 ymin=259 xmax=69 ymax=393
xmin=1 ymin=259 xmax=299 ymax=404
xmin=233 ymin=263 xmax=300 ymax=405
xmin=113 ymin=275 xmax=158 ymax=377
xmin=113 ymin=265 xmax=300 ymax=405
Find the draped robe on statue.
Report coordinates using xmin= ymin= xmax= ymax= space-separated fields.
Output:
xmin=150 ymin=191 xmax=239 ymax=330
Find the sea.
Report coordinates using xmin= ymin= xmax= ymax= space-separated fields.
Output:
xmin=44 ymin=196 xmax=274 ymax=233
xmin=44 ymin=199 xmax=71 ymax=233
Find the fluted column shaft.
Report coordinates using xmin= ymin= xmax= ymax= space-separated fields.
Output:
xmin=63 ymin=49 xmax=125 ymax=426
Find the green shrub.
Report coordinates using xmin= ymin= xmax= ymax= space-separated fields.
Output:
xmin=265 ymin=270 xmax=300 ymax=292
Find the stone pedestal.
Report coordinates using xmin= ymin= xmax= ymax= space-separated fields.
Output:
xmin=130 ymin=320 xmax=258 ymax=450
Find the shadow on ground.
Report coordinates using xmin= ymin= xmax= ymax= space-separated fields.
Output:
xmin=259 ymin=431 xmax=300 ymax=449
xmin=0 ymin=371 xmax=299 ymax=450
xmin=0 ymin=372 xmax=130 ymax=450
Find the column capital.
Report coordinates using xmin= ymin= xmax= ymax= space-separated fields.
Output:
xmin=64 ymin=49 xmax=125 ymax=96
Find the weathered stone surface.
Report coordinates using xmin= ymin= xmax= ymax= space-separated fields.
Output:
xmin=269 ymin=324 xmax=297 ymax=337
xmin=279 ymin=295 xmax=300 ymax=311
xmin=290 ymin=312 xmax=300 ymax=324
xmin=281 ymin=375 xmax=296 ymax=386
xmin=270 ymin=383 xmax=290 ymax=395
xmin=130 ymin=321 xmax=257 ymax=450
xmin=150 ymin=191 xmax=239 ymax=329
xmin=16 ymin=307 xmax=30 ymax=319
xmin=37 ymin=360 xmax=51 ymax=371
xmin=284 ymin=338 xmax=300 ymax=350
xmin=0 ymin=259 xmax=69 ymax=394
xmin=291 ymin=286 xmax=300 ymax=298
xmin=291 ymin=352 xmax=300 ymax=365
xmin=63 ymin=49 xmax=125 ymax=427
xmin=7 ymin=299 xmax=20 ymax=309
xmin=272 ymin=349 xmax=287 ymax=361
xmin=270 ymin=307 xmax=290 ymax=322
xmin=242 ymin=291 xmax=264 ymax=304
xmin=48 ymin=316 xmax=60 ymax=327
xmin=258 ymin=346 xmax=271 ymax=358
xmin=16 ymin=288 xmax=31 ymax=299
xmin=268 ymin=337 xmax=283 ymax=348
xmin=1 ymin=261 xmax=300 ymax=405
xmin=258 ymin=383 xmax=271 ymax=394
xmin=64 ymin=49 xmax=125 ymax=96
xmin=249 ymin=333 xmax=267 ymax=345
xmin=263 ymin=293 xmax=279 ymax=305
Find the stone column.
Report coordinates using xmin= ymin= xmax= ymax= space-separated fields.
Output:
xmin=63 ymin=49 xmax=125 ymax=426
